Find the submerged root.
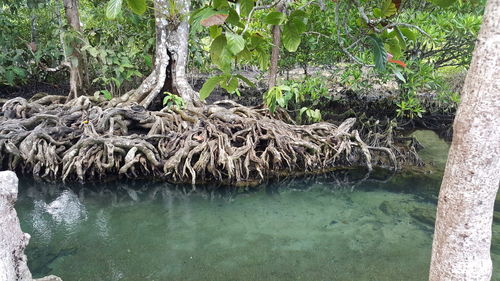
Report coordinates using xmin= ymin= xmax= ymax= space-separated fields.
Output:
xmin=0 ymin=96 xmax=418 ymax=185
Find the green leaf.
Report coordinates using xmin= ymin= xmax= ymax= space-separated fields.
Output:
xmin=235 ymin=74 xmax=255 ymax=88
xmin=101 ymin=90 xmax=113 ymax=100
xmin=428 ymin=0 xmax=457 ymax=8
xmin=144 ymin=54 xmax=153 ymax=68
xmin=263 ymin=11 xmax=286 ymax=25
xmin=210 ymin=35 xmax=227 ymax=59
xmin=226 ymin=8 xmax=243 ymax=27
xmin=200 ymin=75 xmax=224 ymax=100
xmin=5 ymin=71 xmax=15 ymax=85
xmin=213 ymin=0 xmax=228 ymax=9
xmin=386 ymin=37 xmax=401 ymax=58
xmin=393 ymin=69 xmax=406 ymax=83
xmin=221 ymin=76 xmax=238 ymax=93
xmin=287 ymin=17 xmax=307 ymax=34
xmin=88 ymin=47 xmax=99 ymax=57
xmin=239 ymin=0 xmax=253 ymax=18
xmin=209 ymin=26 xmax=222 ymax=38
xmin=380 ymin=0 xmax=397 ymax=17
xmin=210 ymin=35 xmax=232 ymax=71
xmin=11 ymin=67 xmax=26 ymax=77
xmin=393 ymin=27 xmax=407 ymax=50
xmin=282 ymin=23 xmax=301 ymax=52
xmin=373 ymin=8 xmax=382 ymax=18
xmin=226 ymin=32 xmax=245 ymax=55
xmin=400 ymin=28 xmax=417 ymax=42
xmin=367 ymin=34 xmax=387 ymax=71
xmin=126 ymin=0 xmax=146 ymax=15
xmin=106 ymin=0 xmax=122 ymax=19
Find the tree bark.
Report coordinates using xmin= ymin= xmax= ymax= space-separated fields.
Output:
xmin=124 ymin=0 xmax=199 ymax=109
xmin=0 ymin=171 xmax=63 ymax=281
xmin=429 ymin=1 xmax=500 ymax=280
xmin=268 ymin=2 xmax=285 ymax=90
xmin=62 ymin=0 xmax=88 ymax=100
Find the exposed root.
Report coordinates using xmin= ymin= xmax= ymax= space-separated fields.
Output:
xmin=0 ymin=95 xmax=418 ymax=185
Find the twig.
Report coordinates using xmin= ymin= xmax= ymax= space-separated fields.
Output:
xmin=335 ymin=2 xmax=374 ymax=67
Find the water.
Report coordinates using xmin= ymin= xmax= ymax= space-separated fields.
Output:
xmin=15 ymin=131 xmax=500 ymax=281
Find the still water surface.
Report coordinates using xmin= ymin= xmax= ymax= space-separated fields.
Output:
xmin=15 ymin=131 xmax=500 ymax=281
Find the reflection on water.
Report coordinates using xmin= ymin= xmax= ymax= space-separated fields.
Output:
xmin=14 ymin=131 xmax=500 ymax=280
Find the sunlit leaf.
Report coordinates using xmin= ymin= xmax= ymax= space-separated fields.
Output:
xmin=200 ymin=75 xmax=225 ymax=100
xmin=126 ymin=0 xmax=146 ymax=15
xmin=226 ymin=32 xmax=245 ymax=55
xmin=282 ymin=24 xmax=301 ymax=52
xmin=380 ymin=0 xmax=397 ymax=17
xmin=400 ymin=28 xmax=417 ymax=42
xmin=263 ymin=11 xmax=286 ymax=25
xmin=106 ymin=0 xmax=122 ymax=19
xmin=239 ymin=0 xmax=254 ymax=18
xmin=209 ymin=26 xmax=222 ymax=38
xmin=428 ymin=0 xmax=457 ymax=8
xmin=213 ymin=0 xmax=228 ymax=9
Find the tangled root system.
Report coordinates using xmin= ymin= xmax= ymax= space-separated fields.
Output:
xmin=0 ymin=94 xmax=420 ymax=186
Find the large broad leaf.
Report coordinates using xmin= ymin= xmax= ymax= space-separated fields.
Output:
xmin=126 ymin=0 xmax=146 ymax=15
xmin=263 ymin=11 xmax=286 ymax=25
xmin=106 ymin=0 xmax=122 ymax=19
xmin=190 ymin=7 xmax=220 ymax=32
xmin=201 ymin=13 xmax=229 ymax=27
xmin=239 ymin=0 xmax=253 ymax=18
xmin=400 ymin=28 xmax=417 ymax=42
xmin=209 ymin=26 xmax=223 ymax=38
xmin=226 ymin=32 xmax=245 ymax=55
xmin=200 ymin=75 xmax=225 ymax=100
xmin=428 ymin=0 xmax=457 ymax=8
xmin=210 ymin=35 xmax=227 ymax=61
xmin=221 ymin=76 xmax=239 ymax=93
xmin=226 ymin=8 xmax=244 ymax=27
xmin=210 ymin=35 xmax=232 ymax=72
xmin=367 ymin=34 xmax=387 ymax=71
xmin=380 ymin=0 xmax=397 ymax=17
xmin=386 ymin=37 xmax=402 ymax=58
xmin=288 ymin=10 xmax=307 ymax=33
xmin=282 ymin=22 xmax=301 ymax=52
xmin=213 ymin=0 xmax=229 ymax=9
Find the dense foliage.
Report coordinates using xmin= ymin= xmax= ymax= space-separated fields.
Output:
xmin=0 ymin=0 xmax=485 ymax=119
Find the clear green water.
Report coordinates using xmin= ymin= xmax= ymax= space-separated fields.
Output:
xmin=15 ymin=131 xmax=500 ymax=281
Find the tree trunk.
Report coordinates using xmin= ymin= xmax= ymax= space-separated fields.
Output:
xmin=124 ymin=0 xmax=199 ymax=109
xmin=62 ymin=0 xmax=88 ymax=100
xmin=30 ymin=12 xmax=37 ymax=44
xmin=429 ymin=1 xmax=500 ymax=280
xmin=268 ymin=2 xmax=285 ymax=89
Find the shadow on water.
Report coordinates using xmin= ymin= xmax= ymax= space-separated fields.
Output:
xmin=13 ymin=130 xmax=500 ymax=281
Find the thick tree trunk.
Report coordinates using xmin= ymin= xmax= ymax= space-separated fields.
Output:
xmin=124 ymin=0 xmax=199 ymax=109
xmin=62 ymin=0 xmax=88 ymax=100
xmin=429 ymin=1 xmax=500 ymax=280
xmin=268 ymin=2 xmax=285 ymax=89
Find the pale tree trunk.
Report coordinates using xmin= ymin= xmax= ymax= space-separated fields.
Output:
xmin=268 ymin=2 xmax=285 ymax=89
xmin=62 ymin=0 xmax=88 ymax=100
xmin=429 ymin=1 xmax=500 ymax=280
xmin=122 ymin=0 xmax=199 ymax=109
